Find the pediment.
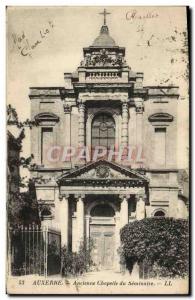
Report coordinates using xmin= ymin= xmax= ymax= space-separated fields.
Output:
xmin=34 ymin=112 xmax=59 ymax=123
xmin=148 ymin=113 xmax=173 ymax=122
xmin=58 ymin=160 xmax=148 ymax=183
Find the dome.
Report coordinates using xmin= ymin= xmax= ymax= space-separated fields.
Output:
xmin=91 ymin=25 xmax=116 ymax=47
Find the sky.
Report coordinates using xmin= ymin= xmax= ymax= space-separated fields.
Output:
xmin=7 ymin=6 xmax=189 ymax=169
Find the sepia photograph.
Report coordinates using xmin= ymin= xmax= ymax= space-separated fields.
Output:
xmin=6 ymin=6 xmax=189 ymax=295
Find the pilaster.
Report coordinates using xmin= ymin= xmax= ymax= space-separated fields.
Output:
xmin=135 ymin=100 xmax=144 ymax=147
xmin=120 ymin=194 xmax=129 ymax=228
xmin=59 ymin=194 xmax=69 ymax=247
xmin=121 ymin=103 xmax=129 ymax=147
xmin=75 ymin=194 xmax=85 ymax=251
xmin=78 ymin=103 xmax=86 ymax=165
xmin=78 ymin=103 xmax=86 ymax=148
xmin=63 ymin=105 xmax=72 ymax=167
xmin=136 ymin=193 xmax=146 ymax=220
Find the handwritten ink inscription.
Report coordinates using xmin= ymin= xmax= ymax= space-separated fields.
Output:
xmin=11 ymin=21 xmax=55 ymax=57
xmin=126 ymin=10 xmax=159 ymax=22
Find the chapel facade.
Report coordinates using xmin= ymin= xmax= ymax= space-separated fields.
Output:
xmin=29 ymin=11 xmax=188 ymax=271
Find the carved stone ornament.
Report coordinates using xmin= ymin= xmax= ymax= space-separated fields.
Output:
xmin=63 ymin=104 xmax=71 ymax=114
xmin=135 ymin=103 xmax=144 ymax=113
xmin=82 ymin=49 xmax=126 ymax=67
xmin=96 ymin=165 xmax=110 ymax=178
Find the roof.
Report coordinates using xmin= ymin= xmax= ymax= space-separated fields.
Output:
xmin=91 ymin=25 xmax=116 ymax=47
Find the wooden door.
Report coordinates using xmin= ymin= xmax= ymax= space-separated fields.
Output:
xmin=90 ymin=225 xmax=115 ymax=270
xmin=102 ymin=232 xmax=114 ymax=269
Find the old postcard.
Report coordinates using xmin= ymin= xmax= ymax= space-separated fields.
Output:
xmin=6 ymin=6 xmax=189 ymax=295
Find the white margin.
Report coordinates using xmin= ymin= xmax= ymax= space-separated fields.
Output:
xmin=1 ymin=1 xmax=193 ymax=299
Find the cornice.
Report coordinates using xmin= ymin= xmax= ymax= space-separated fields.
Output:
xmin=74 ymin=82 xmax=132 ymax=89
xmin=29 ymin=87 xmax=61 ymax=99
xmin=59 ymin=178 xmax=147 ymax=187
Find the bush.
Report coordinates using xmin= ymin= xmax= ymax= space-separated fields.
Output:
xmin=120 ymin=218 xmax=189 ymax=278
xmin=47 ymin=241 xmax=61 ymax=275
xmin=61 ymin=240 xmax=93 ymax=277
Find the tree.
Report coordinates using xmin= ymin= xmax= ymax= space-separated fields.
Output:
xmin=7 ymin=104 xmax=40 ymax=226
xmin=120 ymin=218 xmax=189 ymax=278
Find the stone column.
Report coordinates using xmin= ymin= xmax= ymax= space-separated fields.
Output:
xmin=136 ymin=194 xmax=146 ymax=220
xmin=71 ymin=212 xmax=77 ymax=253
xmin=135 ymin=101 xmax=144 ymax=147
xmin=60 ymin=194 xmax=69 ymax=247
xmin=63 ymin=105 xmax=71 ymax=166
xmin=78 ymin=103 xmax=85 ymax=148
xmin=135 ymin=101 xmax=144 ymax=167
xmin=121 ymin=103 xmax=129 ymax=147
xmin=120 ymin=195 xmax=129 ymax=228
xmin=85 ymin=215 xmax=90 ymax=242
xmin=64 ymin=104 xmax=71 ymax=145
xmin=114 ymin=212 xmax=121 ymax=272
xmin=75 ymin=194 xmax=85 ymax=251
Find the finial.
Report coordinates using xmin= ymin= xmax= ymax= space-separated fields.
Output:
xmin=99 ymin=8 xmax=111 ymax=26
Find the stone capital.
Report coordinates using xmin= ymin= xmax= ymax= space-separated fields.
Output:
xmin=122 ymin=103 xmax=129 ymax=117
xmin=63 ymin=104 xmax=71 ymax=114
xmin=135 ymin=102 xmax=144 ymax=114
xmin=74 ymin=194 xmax=85 ymax=201
xmin=119 ymin=194 xmax=130 ymax=202
xmin=59 ymin=194 xmax=69 ymax=201
xmin=78 ymin=102 xmax=86 ymax=111
xmin=135 ymin=193 xmax=146 ymax=202
xmin=122 ymin=102 xmax=129 ymax=109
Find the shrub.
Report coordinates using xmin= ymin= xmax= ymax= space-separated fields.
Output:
xmin=120 ymin=218 xmax=189 ymax=278
xmin=47 ymin=241 xmax=61 ymax=275
xmin=61 ymin=240 xmax=94 ymax=277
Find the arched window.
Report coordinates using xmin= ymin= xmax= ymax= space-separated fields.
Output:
xmin=153 ymin=210 xmax=165 ymax=217
xmin=90 ymin=204 xmax=115 ymax=217
xmin=91 ymin=113 xmax=115 ymax=153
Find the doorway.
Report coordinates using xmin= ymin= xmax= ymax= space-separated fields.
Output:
xmin=89 ymin=203 xmax=115 ymax=270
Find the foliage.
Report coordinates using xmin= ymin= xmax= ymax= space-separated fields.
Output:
xmin=10 ymin=227 xmax=62 ymax=276
xmin=11 ymin=227 xmax=44 ymax=276
xmin=61 ymin=240 xmax=94 ymax=277
xmin=7 ymin=104 xmax=38 ymax=128
xmin=8 ymin=190 xmax=40 ymax=226
xmin=120 ymin=218 xmax=189 ymax=278
xmin=7 ymin=105 xmax=40 ymax=226
xmin=47 ymin=241 xmax=61 ymax=275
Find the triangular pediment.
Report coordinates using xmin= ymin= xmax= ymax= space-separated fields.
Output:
xmin=58 ymin=160 xmax=148 ymax=183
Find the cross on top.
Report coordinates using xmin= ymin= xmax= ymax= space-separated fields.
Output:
xmin=99 ymin=8 xmax=111 ymax=26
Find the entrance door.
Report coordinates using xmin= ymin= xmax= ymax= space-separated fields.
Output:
xmin=90 ymin=225 xmax=115 ymax=270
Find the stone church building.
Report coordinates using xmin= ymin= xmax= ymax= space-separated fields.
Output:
xmin=30 ymin=11 xmax=188 ymax=271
